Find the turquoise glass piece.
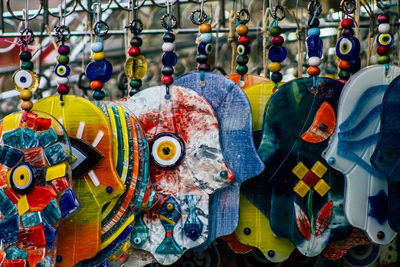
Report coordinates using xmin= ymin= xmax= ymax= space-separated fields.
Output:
xmin=131 ymin=215 xmax=149 ymax=248
xmin=268 ymin=45 xmax=287 ymax=63
xmin=6 ymin=246 xmax=28 ymax=260
xmin=0 ymin=190 xmax=17 ymax=218
xmin=306 ymin=35 xmax=323 ymax=57
xmin=183 ymin=195 xmax=203 ymax=241
xmin=85 ymin=59 xmax=113 ymax=83
xmin=161 ymin=52 xmax=177 ymax=66
xmin=0 ymin=145 xmax=24 ymax=168
xmin=21 ymin=211 xmax=42 ymax=227
xmin=23 ymin=128 xmax=38 ymax=149
xmin=2 ymin=128 xmax=24 ymax=149
xmin=41 ymin=199 xmax=61 ymax=226
xmin=307 ymin=28 xmax=320 ymax=36
xmin=37 ymin=128 xmax=58 ymax=148
xmin=44 ymin=144 xmax=67 ymax=166
xmin=43 ymin=222 xmax=57 ymax=251
xmin=0 ymin=215 xmax=19 ymax=244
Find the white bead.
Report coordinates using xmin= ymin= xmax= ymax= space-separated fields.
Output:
xmin=378 ymin=23 xmax=390 ymax=33
xmin=56 ymin=77 xmax=69 ymax=85
xmin=308 ymin=56 xmax=321 ymax=67
xmin=162 ymin=42 xmax=175 ymax=52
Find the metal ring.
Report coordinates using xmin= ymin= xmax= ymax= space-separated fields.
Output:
xmin=55 ymin=25 xmax=71 ymax=42
xmin=308 ymin=0 xmax=322 ymax=16
xmin=93 ymin=20 xmax=109 ymax=36
xmin=77 ymin=0 xmax=113 ymax=14
xmin=77 ymin=72 xmax=91 ymax=91
xmin=6 ymin=0 xmax=43 ymax=21
xmin=340 ymin=0 xmax=356 ymax=14
xmin=237 ymin=9 xmax=250 ymax=24
xmin=187 ymin=0 xmax=208 ymax=3
xmin=114 ymin=0 xmax=146 ymax=11
xmin=125 ymin=19 xmax=143 ymax=35
xmin=41 ymin=0 xmax=78 ymax=18
xmin=272 ymin=5 xmax=285 ymax=21
xmin=161 ymin=14 xmax=177 ymax=30
xmin=20 ymin=29 xmax=34 ymax=45
xmin=190 ymin=9 xmax=208 ymax=25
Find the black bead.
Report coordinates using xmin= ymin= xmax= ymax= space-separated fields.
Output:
xmin=163 ymin=32 xmax=175 ymax=42
xmin=196 ymin=53 xmax=208 ymax=64
xmin=243 ymin=228 xmax=251 ymax=235
xmin=271 ymin=72 xmax=283 ymax=83
xmin=236 ymin=54 xmax=249 ymax=65
xmin=19 ymin=51 xmax=32 ymax=61
xmin=161 ymin=66 xmax=174 ymax=76
xmin=198 ymin=63 xmax=210 ymax=72
xmin=130 ymin=36 xmax=143 ymax=47
xmin=308 ymin=18 xmax=320 ymax=27
xmin=377 ymin=231 xmax=385 ymax=239
xmin=342 ymin=28 xmax=355 ymax=37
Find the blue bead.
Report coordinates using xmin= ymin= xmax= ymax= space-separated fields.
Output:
xmin=93 ymin=90 xmax=106 ymax=100
xmin=55 ymin=64 xmax=71 ymax=77
xmin=268 ymin=45 xmax=287 ymax=63
xmin=91 ymin=42 xmax=104 ymax=52
xmin=200 ymin=33 xmax=213 ymax=43
xmin=106 ymin=186 xmax=113 ymax=193
xmin=377 ymin=33 xmax=393 ymax=46
xmin=268 ymin=250 xmax=275 ymax=257
xmin=85 ymin=59 xmax=113 ymax=83
xmin=306 ymin=35 xmax=323 ymax=57
xmin=56 ymin=255 xmax=63 ymax=263
xmin=162 ymin=52 xmax=177 ymax=66
xmin=336 ymin=37 xmax=360 ymax=61
xmin=307 ymin=27 xmax=320 ymax=36
xmin=198 ymin=42 xmax=213 ymax=55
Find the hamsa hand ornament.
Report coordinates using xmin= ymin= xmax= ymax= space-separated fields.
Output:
xmin=114 ymin=85 xmax=234 ymax=265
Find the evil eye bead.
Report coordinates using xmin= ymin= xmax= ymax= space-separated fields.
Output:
xmin=198 ymin=42 xmax=213 ymax=55
xmin=166 ymin=202 xmax=175 ymax=212
xmin=377 ymin=33 xmax=393 ymax=46
xmin=9 ymin=163 xmax=35 ymax=194
xmin=12 ymin=70 xmax=39 ymax=91
xmin=86 ymin=59 xmax=113 ymax=82
xmin=55 ymin=64 xmax=71 ymax=77
xmin=237 ymin=44 xmax=249 ymax=55
xmin=151 ymin=133 xmax=184 ymax=168
xmin=336 ymin=37 xmax=360 ymax=61
xmin=133 ymin=237 xmax=142 ymax=245
xmin=378 ymin=23 xmax=390 ymax=33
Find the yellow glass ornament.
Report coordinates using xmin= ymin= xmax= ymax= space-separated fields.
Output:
xmin=124 ymin=55 xmax=148 ymax=80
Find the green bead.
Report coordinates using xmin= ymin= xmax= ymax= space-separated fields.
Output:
xmin=220 ymin=170 xmax=228 ymax=179
xmin=236 ymin=55 xmax=249 ymax=65
xmin=378 ymin=55 xmax=390 ymax=64
xmin=271 ymin=72 xmax=283 ymax=83
xmin=57 ymin=55 xmax=69 ymax=65
xmin=338 ymin=70 xmax=350 ymax=80
xmin=21 ymin=61 xmax=33 ymax=70
xmin=130 ymin=79 xmax=142 ymax=88
xmin=270 ymin=26 xmax=282 ymax=37
xmin=236 ymin=64 xmax=248 ymax=75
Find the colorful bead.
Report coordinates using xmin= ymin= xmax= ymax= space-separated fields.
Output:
xmin=308 ymin=56 xmax=321 ymax=67
xmin=308 ymin=18 xmax=320 ymax=27
xmin=236 ymin=25 xmax=248 ymax=36
xmin=238 ymin=35 xmax=250 ymax=45
xmin=268 ymin=45 xmax=287 ymax=63
xmin=161 ymin=66 xmax=174 ymax=75
xmin=198 ymin=63 xmax=210 ymax=72
xmin=336 ymin=37 xmax=361 ymax=61
xmin=162 ymin=52 xmax=177 ymax=66
xmin=90 ymin=80 xmax=103 ymax=90
xmin=196 ymin=54 xmax=208 ymax=64
xmin=341 ymin=18 xmax=354 ymax=28
xmin=236 ymin=55 xmax=249 ymax=65
xmin=378 ymin=55 xmax=390 ymax=64
xmin=377 ymin=33 xmax=393 ymax=46
xmin=162 ymin=42 xmax=175 ymax=52
xmin=163 ymin=32 xmax=175 ymax=42
xmin=130 ymin=37 xmax=142 ymax=47
xmin=307 ymin=66 xmax=320 ymax=76
xmin=93 ymin=52 xmax=106 ymax=61
xmin=237 ymin=44 xmax=250 ymax=55
xmin=161 ymin=75 xmax=173 ymax=85
xmin=268 ymin=62 xmax=281 ymax=72
xmin=128 ymin=47 xmax=140 ymax=57
xmin=307 ymin=28 xmax=320 ymax=36
xmin=271 ymin=72 xmax=283 ymax=83
xmin=21 ymin=61 xmax=33 ymax=70
xmin=269 ymin=26 xmax=281 ymax=37
xmin=57 ymin=55 xmax=69 ymax=65
xmin=271 ymin=36 xmax=284 ymax=46
xmin=338 ymin=69 xmax=350 ymax=80
xmin=93 ymin=90 xmax=105 ymax=100
xmin=377 ymin=45 xmax=390 ymax=55
xmin=198 ymin=43 xmax=213 ymax=55
xmin=55 ymin=64 xmax=71 ymax=77
xmin=378 ymin=23 xmax=390 ymax=33
xmin=236 ymin=64 xmax=248 ymax=75
xmin=19 ymin=89 xmax=32 ymax=101
xmin=91 ymin=42 xmax=104 ymax=52
xmin=306 ymin=35 xmax=323 ymax=57
xmin=342 ymin=28 xmax=355 ymax=37
xmin=19 ymin=51 xmax=32 ymax=61
xmin=57 ymin=84 xmax=70 ymax=95
xmin=338 ymin=60 xmax=351 ymax=70
xmin=58 ymin=45 xmax=70 ymax=55
xmin=200 ymin=23 xmax=211 ymax=33
xmin=200 ymin=33 xmax=213 ymax=43
xmin=130 ymin=79 xmax=142 ymax=88
xmin=378 ymin=14 xmax=390 ymax=23
xmin=86 ymin=60 xmax=113 ymax=83
xmin=56 ymin=77 xmax=69 ymax=85
xmin=21 ymin=100 xmax=33 ymax=110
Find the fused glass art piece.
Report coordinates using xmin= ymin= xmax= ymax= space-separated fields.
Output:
xmin=323 ymin=65 xmax=400 ymax=245
xmin=174 ymin=71 xmax=264 ymax=249
xmin=227 ymin=73 xmax=269 ymax=89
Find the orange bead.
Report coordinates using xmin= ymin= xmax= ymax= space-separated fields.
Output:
xmin=307 ymin=66 xmax=320 ymax=76
xmin=90 ymin=80 xmax=103 ymax=90
xmin=21 ymin=100 xmax=33 ymax=111
xmin=236 ymin=25 xmax=248 ymax=36
xmin=200 ymin=23 xmax=211 ymax=33
xmin=338 ymin=60 xmax=351 ymax=70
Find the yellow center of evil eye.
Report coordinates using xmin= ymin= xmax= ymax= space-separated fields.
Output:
xmin=166 ymin=202 xmax=175 ymax=212
xmin=156 ymin=141 xmax=177 ymax=161
xmin=339 ymin=39 xmax=352 ymax=55
xmin=378 ymin=33 xmax=392 ymax=46
xmin=56 ymin=65 xmax=67 ymax=76
xmin=12 ymin=165 xmax=32 ymax=188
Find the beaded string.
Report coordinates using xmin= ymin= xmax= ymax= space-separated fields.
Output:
xmin=235 ymin=8 xmax=251 ymax=84
xmin=86 ymin=3 xmax=112 ymax=103
xmin=376 ymin=0 xmax=396 ymax=67
xmin=305 ymin=0 xmax=322 ymax=94
xmin=336 ymin=0 xmax=361 ymax=81
xmin=54 ymin=24 xmax=71 ymax=103
xmin=125 ymin=0 xmax=147 ymax=96
xmin=268 ymin=5 xmax=286 ymax=92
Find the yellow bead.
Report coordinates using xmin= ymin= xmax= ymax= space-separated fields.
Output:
xmin=293 ymin=181 xmax=310 ymax=197
xmin=124 ymin=55 xmax=148 ymax=80
xmin=21 ymin=100 xmax=33 ymax=111
xmin=311 ymin=161 xmax=328 ymax=178
xmin=292 ymin=162 xmax=309 ymax=179
xmin=268 ymin=62 xmax=281 ymax=72
xmin=93 ymin=52 xmax=106 ymax=61
xmin=20 ymin=89 xmax=32 ymax=101
xmin=200 ymin=23 xmax=211 ymax=33
xmin=314 ymin=180 xmax=331 ymax=196
xmin=236 ymin=25 xmax=248 ymax=36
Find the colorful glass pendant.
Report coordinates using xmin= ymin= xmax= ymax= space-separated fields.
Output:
xmin=191 ymin=8 xmax=212 ymax=72
xmin=375 ymin=3 xmax=393 ymax=65
xmin=235 ymin=9 xmax=251 ymax=81
xmin=54 ymin=26 xmax=72 ymax=100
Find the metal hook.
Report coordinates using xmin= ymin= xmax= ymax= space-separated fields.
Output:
xmin=190 ymin=9 xmax=208 ymax=25
xmin=272 ymin=5 xmax=285 ymax=21
xmin=307 ymin=0 xmax=322 ymax=16
xmin=93 ymin=20 xmax=109 ymax=36
xmin=237 ymin=8 xmax=250 ymax=24
xmin=340 ymin=0 xmax=356 ymax=14
xmin=125 ymin=19 xmax=143 ymax=35
xmin=161 ymin=13 xmax=177 ymax=30
xmin=19 ymin=28 xmax=34 ymax=45
xmin=6 ymin=0 xmax=43 ymax=21
xmin=55 ymin=25 xmax=71 ymax=42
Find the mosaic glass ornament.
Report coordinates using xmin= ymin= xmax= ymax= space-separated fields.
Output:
xmin=227 ymin=74 xmax=269 ymax=89
xmin=113 ymin=85 xmax=234 ymax=265
xmin=323 ymin=65 xmax=400 ymax=245
xmin=243 ymin=77 xmax=352 ymax=257
xmin=0 ymin=110 xmax=79 ymax=266
xmin=174 ymin=71 xmax=264 ymax=250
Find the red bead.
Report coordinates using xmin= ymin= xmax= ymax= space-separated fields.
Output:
xmin=377 ymin=45 xmax=390 ymax=55
xmin=271 ymin=36 xmax=284 ymax=46
xmin=57 ymin=84 xmax=70 ymax=95
xmin=90 ymin=80 xmax=103 ymax=90
xmin=238 ymin=35 xmax=250 ymax=45
xmin=378 ymin=14 xmax=390 ymax=23
xmin=128 ymin=47 xmax=140 ymax=57
xmin=161 ymin=75 xmax=173 ymax=85
xmin=341 ymin=18 xmax=354 ymax=28
xmin=338 ymin=60 xmax=351 ymax=70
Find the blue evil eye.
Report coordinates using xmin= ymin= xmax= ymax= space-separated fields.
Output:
xmin=55 ymin=64 xmax=70 ymax=77
xmin=268 ymin=45 xmax=287 ymax=63
xmin=377 ymin=33 xmax=393 ymax=46
xmin=198 ymin=42 xmax=213 ymax=55
xmin=85 ymin=59 xmax=113 ymax=82
xmin=336 ymin=37 xmax=360 ymax=61
xmin=306 ymin=35 xmax=323 ymax=58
